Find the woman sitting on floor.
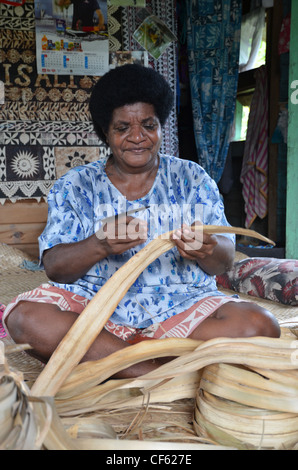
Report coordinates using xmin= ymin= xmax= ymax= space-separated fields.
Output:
xmin=3 ymin=64 xmax=280 ymax=377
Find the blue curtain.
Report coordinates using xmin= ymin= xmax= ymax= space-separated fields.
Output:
xmin=185 ymin=0 xmax=242 ymax=182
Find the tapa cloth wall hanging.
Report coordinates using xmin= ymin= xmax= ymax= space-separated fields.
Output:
xmin=0 ymin=0 xmax=178 ymax=203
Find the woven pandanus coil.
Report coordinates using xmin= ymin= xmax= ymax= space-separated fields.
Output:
xmin=194 ymin=362 xmax=298 ymax=449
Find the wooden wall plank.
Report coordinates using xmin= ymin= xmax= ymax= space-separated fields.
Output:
xmin=0 ymin=222 xmax=46 ymax=245
xmin=0 ymin=201 xmax=48 ymax=224
xmin=0 ymin=200 xmax=48 ymax=258
xmin=267 ymin=1 xmax=283 ymax=242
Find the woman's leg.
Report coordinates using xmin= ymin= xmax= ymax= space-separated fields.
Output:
xmin=5 ymin=298 xmax=281 ymax=379
xmin=5 ymin=301 xmax=159 ymax=378
xmin=189 ymin=301 xmax=280 ymax=341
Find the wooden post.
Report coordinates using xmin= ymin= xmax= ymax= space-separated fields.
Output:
xmin=267 ymin=2 xmax=283 ymax=242
xmin=287 ymin=1 xmax=298 ymax=259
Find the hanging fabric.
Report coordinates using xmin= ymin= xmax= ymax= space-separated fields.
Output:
xmin=240 ymin=65 xmax=268 ymax=228
xmin=239 ymin=7 xmax=265 ymax=72
xmin=185 ymin=0 xmax=242 ymax=182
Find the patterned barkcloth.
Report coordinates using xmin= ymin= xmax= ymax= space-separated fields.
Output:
xmin=0 ymin=0 xmax=178 ymax=203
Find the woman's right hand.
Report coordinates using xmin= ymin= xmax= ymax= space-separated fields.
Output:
xmin=95 ymin=215 xmax=148 ymax=256
xmin=43 ymin=216 xmax=148 ymax=284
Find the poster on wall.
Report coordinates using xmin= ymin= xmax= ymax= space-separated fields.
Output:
xmin=0 ymin=0 xmax=25 ymax=5
xmin=34 ymin=0 xmax=109 ymax=76
xmin=133 ymin=14 xmax=176 ymax=60
xmin=108 ymin=0 xmax=145 ymax=6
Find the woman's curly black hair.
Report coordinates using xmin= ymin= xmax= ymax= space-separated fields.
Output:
xmin=89 ymin=64 xmax=174 ymax=144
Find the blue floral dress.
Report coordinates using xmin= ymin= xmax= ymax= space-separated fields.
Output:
xmin=39 ymin=154 xmax=234 ymax=328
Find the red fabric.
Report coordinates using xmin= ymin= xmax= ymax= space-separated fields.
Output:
xmin=0 ymin=303 xmax=6 ymax=338
xmin=216 ymin=258 xmax=298 ymax=306
xmin=278 ymin=14 xmax=291 ymax=55
xmin=105 ymin=295 xmax=244 ymax=343
xmin=2 ymin=283 xmax=245 ymax=343
xmin=240 ymin=66 xmax=268 ymax=228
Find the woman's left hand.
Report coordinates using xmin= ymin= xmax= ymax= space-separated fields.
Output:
xmin=171 ymin=222 xmax=235 ymax=275
xmin=171 ymin=223 xmax=217 ymax=261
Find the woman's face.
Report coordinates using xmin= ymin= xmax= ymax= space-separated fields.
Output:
xmin=106 ymin=102 xmax=162 ymax=172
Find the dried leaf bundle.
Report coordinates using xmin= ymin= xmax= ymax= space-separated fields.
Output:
xmin=195 ymin=363 xmax=298 ymax=449
xmin=13 ymin=224 xmax=298 ymax=450
xmin=68 ymin=334 xmax=298 ymax=448
xmin=1 ymin=342 xmax=220 ymax=450
xmin=0 ymin=349 xmax=51 ymax=450
xmin=4 ymin=331 xmax=298 ymax=449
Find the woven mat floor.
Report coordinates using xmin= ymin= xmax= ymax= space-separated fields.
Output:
xmin=0 ymin=244 xmax=48 ymax=306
